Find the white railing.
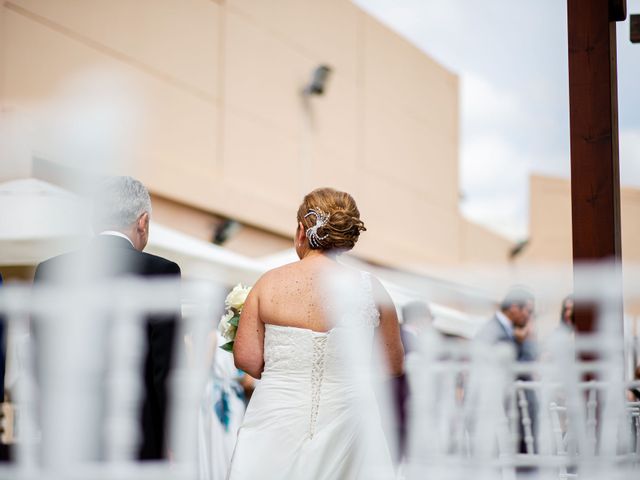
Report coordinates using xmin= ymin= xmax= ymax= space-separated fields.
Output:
xmin=0 ymin=264 xmax=639 ymax=480
xmin=0 ymin=279 xmax=222 ymax=480
xmin=402 ymin=331 xmax=640 ymax=480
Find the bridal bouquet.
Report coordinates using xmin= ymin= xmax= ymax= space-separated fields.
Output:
xmin=218 ymin=283 xmax=252 ymax=352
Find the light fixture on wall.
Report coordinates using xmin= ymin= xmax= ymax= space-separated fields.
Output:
xmin=302 ymin=65 xmax=332 ymax=96
xmin=212 ymin=219 xmax=240 ymax=245
xmin=509 ymin=239 xmax=530 ymax=260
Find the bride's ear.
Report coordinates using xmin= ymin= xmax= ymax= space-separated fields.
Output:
xmin=296 ymin=222 xmax=306 ymax=245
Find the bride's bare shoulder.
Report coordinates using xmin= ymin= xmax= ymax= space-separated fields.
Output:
xmin=254 ymin=261 xmax=302 ymax=287
xmin=255 ymin=260 xmax=373 ymax=290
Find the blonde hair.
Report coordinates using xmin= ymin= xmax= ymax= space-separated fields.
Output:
xmin=296 ymin=188 xmax=366 ymax=251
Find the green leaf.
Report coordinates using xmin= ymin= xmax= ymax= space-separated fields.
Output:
xmin=229 ymin=314 xmax=240 ymax=327
xmin=220 ymin=341 xmax=235 ymax=352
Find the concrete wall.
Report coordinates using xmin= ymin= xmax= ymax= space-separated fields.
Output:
xmin=517 ymin=175 xmax=573 ymax=264
xmin=1 ymin=0 xmax=508 ymax=267
xmin=150 ymin=193 xmax=292 ymax=258
xmin=517 ymin=174 xmax=640 ymax=266
xmin=459 ymin=218 xmax=513 ymax=265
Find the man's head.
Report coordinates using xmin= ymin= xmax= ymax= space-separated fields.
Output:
xmin=92 ymin=176 xmax=152 ymax=251
xmin=500 ymin=286 xmax=534 ymax=328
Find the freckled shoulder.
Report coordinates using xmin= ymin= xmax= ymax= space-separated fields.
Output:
xmin=255 ymin=261 xmax=301 ymax=289
xmin=267 ymin=261 xmax=302 ymax=277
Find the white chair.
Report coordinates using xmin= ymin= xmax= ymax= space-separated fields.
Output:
xmin=0 ymin=279 xmax=220 ymax=480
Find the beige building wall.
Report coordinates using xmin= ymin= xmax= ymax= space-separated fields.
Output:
xmin=517 ymin=175 xmax=573 ymax=264
xmin=517 ymin=174 xmax=640 ymax=266
xmin=515 ymin=174 xmax=640 ymax=322
xmin=459 ymin=218 xmax=513 ymax=264
xmin=1 ymin=0 xmax=510 ymax=268
xmin=150 ymin=193 xmax=292 ymax=258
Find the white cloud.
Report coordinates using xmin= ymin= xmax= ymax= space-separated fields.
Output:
xmin=461 ymin=73 xmax=521 ymax=133
xmin=461 ymin=135 xmax=527 ymax=192
xmin=458 ymin=73 xmax=570 ymax=240
xmin=461 ymin=197 xmax=528 ymax=241
xmin=459 ymin=134 xmax=530 ymax=240
xmin=460 ymin=71 xmax=570 ymax=176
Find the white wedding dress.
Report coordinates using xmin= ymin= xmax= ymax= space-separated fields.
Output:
xmin=226 ymin=272 xmax=395 ymax=480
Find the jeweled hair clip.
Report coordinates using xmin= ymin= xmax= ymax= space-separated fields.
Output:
xmin=304 ymin=209 xmax=330 ymax=248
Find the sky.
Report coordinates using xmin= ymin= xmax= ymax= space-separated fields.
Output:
xmin=354 ymin=0 xmax=640 ymax=241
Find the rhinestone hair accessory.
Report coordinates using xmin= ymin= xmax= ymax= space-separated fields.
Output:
xmin=304 ymin=209 xmax=330 ymax=249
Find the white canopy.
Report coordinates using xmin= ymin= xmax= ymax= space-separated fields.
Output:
xmin=0 ymin=178 xmax=90 ymax=265
xmin=146 ymin=223 xmax=264 ymax=286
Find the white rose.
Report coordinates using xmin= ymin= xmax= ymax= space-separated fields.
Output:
xmin=225 ymin=284 xmax=252 ymax=311
xmin=222 ymin=323 xmax=237 ymax=342
xmin=218 ymin=310 xmax=235 ymax=340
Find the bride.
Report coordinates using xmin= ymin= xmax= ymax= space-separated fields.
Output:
xmin=226 ymin=188 xmax=404 ymax=480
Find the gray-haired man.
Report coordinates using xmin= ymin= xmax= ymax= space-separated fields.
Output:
xmin=476 ymin=287 xmax=538 ymax=457
xmin=34 ymin=176 xmax=181 ymax=460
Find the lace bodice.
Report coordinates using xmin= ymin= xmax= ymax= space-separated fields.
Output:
xmin=228 ymin=271 xmax=396 ymax=480
xmin=261 ymin=272 xmax=380 ymax=437
xmin=262 ymin=272 xmax=379 ymax=375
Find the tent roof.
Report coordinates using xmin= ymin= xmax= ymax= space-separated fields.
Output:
xmin=0 ymin=178 xmax=90 ymax=264
xmin=0 ymin=178 xmax=90 ymax=240
xmin=147 ymin=223 xmax=264 ymax=286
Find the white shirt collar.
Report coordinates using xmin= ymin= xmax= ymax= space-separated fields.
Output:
xmin=495 ymin=310 xmax=514 ymax=338
xmin=99 ymin=230 xmax=135 ymax=248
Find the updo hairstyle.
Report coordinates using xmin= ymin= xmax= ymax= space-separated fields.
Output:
xmin=296 ymin=188 xmax=366 ymax=251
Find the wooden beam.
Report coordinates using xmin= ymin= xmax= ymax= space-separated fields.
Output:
xmin=567 ymin=0 xmax=623 ymax=332
xmin=631 ymin=14 xmax=640 ymax=43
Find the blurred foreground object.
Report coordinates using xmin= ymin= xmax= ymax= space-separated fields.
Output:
xmin=0 ymin=278 xmax=218 ymax=479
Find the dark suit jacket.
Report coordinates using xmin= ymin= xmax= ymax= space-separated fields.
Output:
xmin=33 ymin=234 xmax=181 ymax=460
xmin=475 ymin=314 xmax=536 ymax=363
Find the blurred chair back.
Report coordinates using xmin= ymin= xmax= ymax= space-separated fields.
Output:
xmin=0 ymin=278 xmax=220 ymax=480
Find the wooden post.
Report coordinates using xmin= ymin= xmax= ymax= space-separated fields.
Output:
xmin=631 ymin=14 xmax=640 ymax=43
xmin=567 ymin=0 xmax=625 ymax=333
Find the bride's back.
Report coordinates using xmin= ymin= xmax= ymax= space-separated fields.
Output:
xmin=227 ymin=188 xmax=402 ymax=480
xmin=257 ymin=257 xmax=362 ymax=333
xmin=232 ymin=187 xmax=403 ymax=381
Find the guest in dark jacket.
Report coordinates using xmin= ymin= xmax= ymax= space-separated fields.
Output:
xmin=34 ymin=176 xmax=180 ymax=460
xmin=476 ymin=287 xmax=537 ymax=455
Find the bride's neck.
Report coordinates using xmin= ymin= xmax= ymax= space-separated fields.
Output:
xmin=301 ymin=249 xmax=340 ymax=261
